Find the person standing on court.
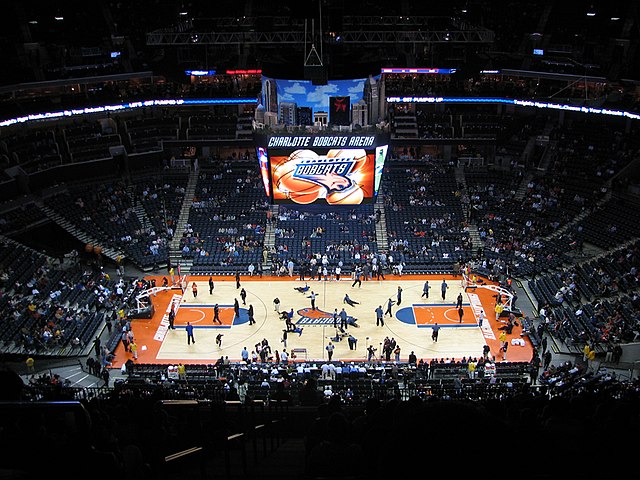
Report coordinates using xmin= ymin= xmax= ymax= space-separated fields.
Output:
xmin=385 ymin=297 xmax=395 ymax=317
xmin=422 ymin=280 xmax=430 ymax=298
xmin=482 ymin=344 xmax=491 ymax=360
xmin=397 ymin=286 xmax=403 ymax=306
xmin=376 ymin=263 xmax=386 ymax=280
xmin=191 ymin=282 xmax=198 ymax=299
xmin=216 ymin=333 xmax=223 ymax=347
xmin=130 ymin=340 xmax=138 ymax=360
xmin=458 ymin=306 xmax=464 ymax=323
xmin=408 ymin=351 xmax=417 ymax=365
xmin=241 ymin=346 xmax=249 ymax=363
xmin=441 ymin=279 xmax=448 ymax=301
xmin=213 ymin=304 xmax=221 ymax=324
xmin=186 ymin=322 xmax=195 ymax=345
xmin=367 ymin=345 xmax=376 ymax=361
xmin=248 ymin=304 xmax=255 ymax=325
xmin=209 ymin=276 xmax=214 ymax=295
xmin=456 ymin=292 xmax=463 ymax=309
xmin=234 ymin=298 xmax=240 ymax=320
xmin=339 ymin=308 xmax=348 ymax=330
xmin=168 ymin=305 xmax=176 ymax=329
xmin=235 ymin=270 xmax=241 ymax=289
xmin=288 ymin=259 xmax=295 ymax=277
xmin=240 ymin=288 xmax=247 ymax=305
xmin=326 ymin=341 xmax=335 ymax=361
xmin=284 ymin=311 xmax=294 ymax=332
xmin=376 ymin=305 xmax=384 ymax=327
xmin=432 ymin=323 xmax=440 ymax=342
xmin=309 ymin=291 xmax=317 ymax=310
xmin=351 ymin=268 xmax=362 ymax=287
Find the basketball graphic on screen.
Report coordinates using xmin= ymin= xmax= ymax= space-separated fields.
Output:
xmin=288 ymin=188 xmax=321 ymax=204
xmin=273 ymin=149 xmax=323 ymax=204
xmin=273 ymin=150 xmax=318 ymax=188
xmin=326 ymin=148 xmax=367 ymax=173
xmin=326 ymin=184 xmax=364 ymax=205
xmin=289 ymin=149 xmax=318 ymax=162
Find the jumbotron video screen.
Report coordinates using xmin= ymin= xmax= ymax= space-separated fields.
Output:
xmin=256 ymin=134 xmax=388 ymax=205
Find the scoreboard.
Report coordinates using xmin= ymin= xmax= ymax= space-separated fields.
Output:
xmin=256 ymin=134 xmax=388 ymax=206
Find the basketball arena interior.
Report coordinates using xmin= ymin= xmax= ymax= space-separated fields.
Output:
xmin=0 ymin=1 xmax=639 ymax=478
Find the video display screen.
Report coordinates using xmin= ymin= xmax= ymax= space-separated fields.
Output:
xmin=258 ymin=134 xmax=387 ymax=206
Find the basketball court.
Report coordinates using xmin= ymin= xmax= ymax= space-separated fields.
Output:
xmin=111 ymin=273 xmax=533 ymax=367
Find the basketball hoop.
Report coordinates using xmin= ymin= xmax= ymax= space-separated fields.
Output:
xmin=476 ymin=283 xmax=520 ymax=315
xmin=178 ymin=274 xmax=188 ymax=293
xmin=462 ymin=272 xmax=477 ymax=291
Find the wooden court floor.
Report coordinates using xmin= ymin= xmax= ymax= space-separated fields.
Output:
xmin=111 ymin=274 xmax=534 ymax=367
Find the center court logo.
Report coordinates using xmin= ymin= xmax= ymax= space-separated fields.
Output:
xmin=295 ymin=307 xmax=356 ymax=326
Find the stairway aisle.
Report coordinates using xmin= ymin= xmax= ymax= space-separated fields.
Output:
xmin=454 ymin=166 xmax=483 ymax=251
xmin=374 ymin=194 xmax=388 ymax=251
xmin=126 ymin=184 xmax=153 ymax=231
xmin=544 ymin=192 xmax=612 ymax=242
xmin=167 ymin=167 xmax=199 ymax=273
xmin=262 ymin=205 xmax=279 ymax=272
xmin=514 ymin=172 xmax=533 ymax=202
xmin=36 ymin=202 xmax=124 ymax=262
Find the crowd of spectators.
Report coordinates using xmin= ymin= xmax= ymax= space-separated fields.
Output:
xmin=531 ymin=240 xmax=640 ymax=352
xmin=180 ymin=158 xmax=269 ymax=273
xmin=381 ymin=158 xmax=474 ymax=272
xmin=269 ymin=205 xmax=377 ymax=277
xmin=0 ymin=238 xmax=121 ymax=356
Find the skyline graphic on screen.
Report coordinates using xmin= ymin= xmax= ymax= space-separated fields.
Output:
xmin=260 ymin=75 xmax=381 ymax=126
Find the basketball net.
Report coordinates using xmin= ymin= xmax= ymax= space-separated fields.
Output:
xmin=179 ymin=274 xmax=188 ymax=293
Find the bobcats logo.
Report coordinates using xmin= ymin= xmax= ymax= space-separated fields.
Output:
xmin=292 ymin=156 xmax=356 ymax=192
xmin=295 ymin=307 xmax=356 ymax=326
